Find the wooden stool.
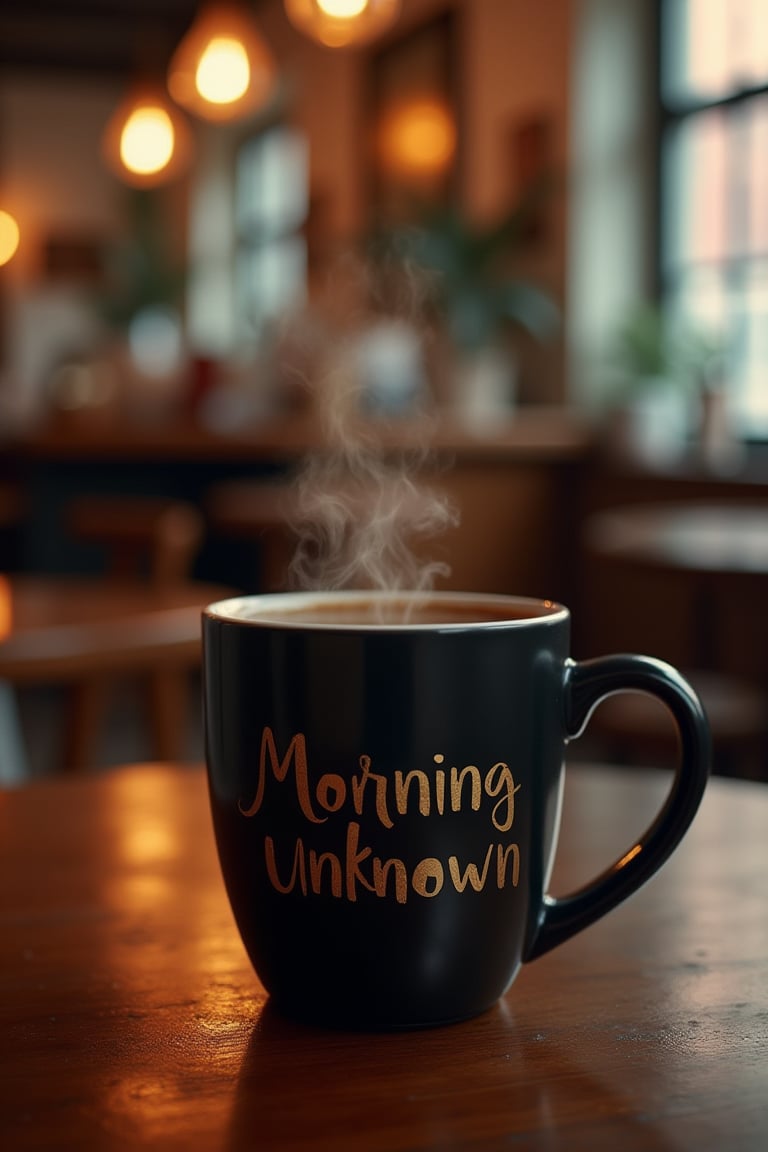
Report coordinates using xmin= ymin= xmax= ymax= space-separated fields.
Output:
xmin=65 ymin=496 xmax=205 ymax=771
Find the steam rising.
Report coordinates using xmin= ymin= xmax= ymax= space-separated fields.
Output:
xmin=285 ymin=282 xmax=458 ymax=594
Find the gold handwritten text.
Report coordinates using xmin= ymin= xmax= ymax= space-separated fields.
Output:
xmin=264 ymin=825 xmax=521 ymax=904
xmin=239 ymin=729 xmax=521 ymax=833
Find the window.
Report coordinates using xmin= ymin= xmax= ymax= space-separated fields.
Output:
xmin=235 ymin=125 xmax=308 ymax=345
xmin=660 ymin=0 xmax=768 ymax=437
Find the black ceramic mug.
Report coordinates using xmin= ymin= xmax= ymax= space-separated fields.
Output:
xmin=203 ymin=590 xmax=710 ymax=1030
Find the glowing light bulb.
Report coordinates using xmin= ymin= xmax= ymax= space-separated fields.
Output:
xmin=195 ymin=36 xmax=251 ymax=104
xmin=0 ymin=573 xmax=11 ymax=641
xmin=285 ymin=0 xmax=399 ymax=48
xmin=0 ymin=210 xmax=20 ymax=266
xmin=317 ymin=0 xmax=368 ymax=16
xmin=168 ymin=3 xmax=276 ymax=122
xmin=119 ymin=107 xmax=175 ymax=177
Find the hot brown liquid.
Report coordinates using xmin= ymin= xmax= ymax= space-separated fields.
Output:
xmin=239 ymin=595 xmax=560 ymax=627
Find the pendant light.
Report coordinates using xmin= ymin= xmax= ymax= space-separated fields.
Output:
xmin=0 ymin=574 xmax=11 ymax=641
xmin=0 ymin=209 xmax=20 ymax=266
xmin=376 ymin=96 xmax=457 ymax=181
xmin=168 ymin=2 xmax=277 ymax=122
xmin=102 ymin=82 xmax=193 ymax=188
xmin=284 ymin=0 xmax=401 ymax=49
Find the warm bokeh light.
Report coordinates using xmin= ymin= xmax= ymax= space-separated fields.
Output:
xmin=108 ymin=771 xmax=183 ymax=869
xmin=0 ymin=210 xmax=20 ymax=267
xmin=317 ymin=0 xmax=368 ymax=16
xmin=168 ymin=2 xmax=276 ymax=122
xmin=377 ymin=97 xmax=457 ymax=180
xmin=0 ymin=575 xmax=12 ymax=641
xmin=195 ymin=36 xmax=250 ymax=104
xmin=285 ymin=0 xmax=400 ymax=48
xmin=102 ymin=85 xmax=192 ymax=188
xmin=120 ymin=107 xmax=175 ymax=176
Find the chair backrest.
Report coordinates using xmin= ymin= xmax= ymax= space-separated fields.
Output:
xmin=67 ymin=497 xmax=204 ymax=586
xmin=0 ymin=481 xmax=25 ymax=572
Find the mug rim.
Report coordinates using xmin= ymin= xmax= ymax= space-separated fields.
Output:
xmin=203 ymin=590 xmax=569 ymax=632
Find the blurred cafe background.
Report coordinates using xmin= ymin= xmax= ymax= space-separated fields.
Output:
xmin=1 ymin=0 xmax=768 ymax=783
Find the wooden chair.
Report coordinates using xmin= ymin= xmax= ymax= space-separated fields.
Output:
xmin=69 ymin=497 xmax=204 ymax=585
xmin=205 ymin=479 xmax=300 ymax=592
xmin=65 ymin=496 xmax=205 ymax=771
xmin=0 ymin=480 xmax=25 ymax=571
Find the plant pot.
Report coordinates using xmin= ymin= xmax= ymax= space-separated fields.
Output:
xmin=698 ymin=386 xmax=745 ymax=474
xmin=448 ymin=344 xmax=517 ymax=428
xmin=603 ymin=378 xmax=690 ymax=467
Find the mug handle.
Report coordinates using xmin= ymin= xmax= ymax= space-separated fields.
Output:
xmin=526 ymin=654 xmax=711 ymax=961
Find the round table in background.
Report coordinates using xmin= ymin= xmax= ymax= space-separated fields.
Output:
xmin=585 ymin=500 xmax=768 ymax=576
xmin=0 ymin=576 xmax=229 ymax=781
xmin=583 ymin=502 xmax=768 ymax=776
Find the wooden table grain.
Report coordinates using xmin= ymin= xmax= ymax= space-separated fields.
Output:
xmin=1 ymin=762 xmax=766 ymax=1151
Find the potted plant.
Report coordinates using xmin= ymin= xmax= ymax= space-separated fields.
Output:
xmin=368 ymin=185 xmax=560 ymax=422
xmin=97 ymin=189 xmax=189 ymax=419
xmin=603 ymin=306 xmax=732 ymax=467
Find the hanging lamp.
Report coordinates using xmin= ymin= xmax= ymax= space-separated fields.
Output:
xmin=168 ymin=2 xmax=277 ymax=122
xmin=376 ymin=96 xmax=457 ymax=181
xmin=0 ymin=209 xmax=20 ymax=266
xmin=0 ymin=574 xmax=11 ymax=641
xmin=284 ymin=0 xmax=400 ymax=49
xmin=102 ymin=82 xmax=193 ymax=188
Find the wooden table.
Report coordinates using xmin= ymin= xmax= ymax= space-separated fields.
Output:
xmin=584 ymin=501 xmax=768 ymax=665
xmin=1 ymin=762 xmax=766 ymax=1150
xmin=582 ymin=503 xmax=768 ymax=776
xmin=0 ymin=577 xmax=229 ymax=780
xmin=584 ymin=500 xmax=768 ymax=669
xmin=585 ymin=502 xmax=768 ymax=581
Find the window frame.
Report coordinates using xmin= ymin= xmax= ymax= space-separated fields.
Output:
xmin=657 ymin=0 xmax=768 ymax=443
xmin=233 ymin=120 xmax=310 ymax=346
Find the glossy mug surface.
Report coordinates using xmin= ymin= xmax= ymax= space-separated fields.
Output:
xmin=203 ymin=591 xmax=711 ymax=1030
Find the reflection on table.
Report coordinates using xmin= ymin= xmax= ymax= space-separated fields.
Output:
xmin=1 ymin=762 xmax=766 ymax=1149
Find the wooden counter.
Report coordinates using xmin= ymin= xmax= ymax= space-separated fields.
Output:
xmin=5 ymin=409 xmax=595 ymax=607
xmin=7 ymin=406 xmax=594 ymax=463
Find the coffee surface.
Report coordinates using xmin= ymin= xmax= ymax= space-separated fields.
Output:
xmin=232 ymin=595 xmax=561 ymax=627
